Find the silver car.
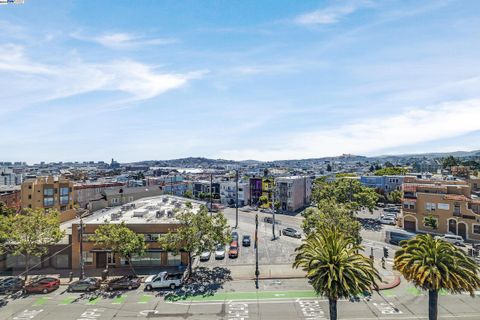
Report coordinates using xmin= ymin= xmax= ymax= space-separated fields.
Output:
xmin=215 ymin=245 xmax=225 ymax=259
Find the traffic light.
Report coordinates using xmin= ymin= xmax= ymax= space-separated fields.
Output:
xmin=383 ymin=247 xmax=389 ymax=258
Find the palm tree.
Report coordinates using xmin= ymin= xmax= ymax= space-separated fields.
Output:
xmin=293 ymin=227 xmax=380 ymax=320
xmin=394 ymin=234 xmax=480 ymax=320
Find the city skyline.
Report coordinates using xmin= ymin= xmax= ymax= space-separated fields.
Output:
xmin=1 ymin=0 xmax=480 ymax=163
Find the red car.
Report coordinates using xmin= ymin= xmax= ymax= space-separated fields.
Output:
xmin=229 ymin=241 xmax=239 ymax=258
xmin=23 ymin=277 xmax=60 ymax=294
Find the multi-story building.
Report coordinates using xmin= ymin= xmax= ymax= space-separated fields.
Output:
xmin=360 ymin=175 xmax=404 ymax=193
xmin=262 ymin=178 xmax=274 ymax=203
xmin=0 ymin=185 xmax=21 ymax=211
xmin=0 ymin=167 xmax=22 ymax=185
xmin=275 ymin=176 xmax=313 ymax=212
xmin=191 ymin=181 xmax=220 ymax=200
xmin=219 ymin=180 xmax=250 ymax=207
xmin=400 ymin=176 xmax=480 ymax=241
xmin=74 ymin=182 xmax=124 ymax=209
xmin=21 ymin=176 xmax=76 ymax=222
xmin=71 ymin=196 xmax=201 ymax=270
xmin=249 ymin=177 xmax=262 ymax=205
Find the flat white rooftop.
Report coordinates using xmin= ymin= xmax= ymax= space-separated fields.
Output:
xmin=62 ymin=195 xmax=204 ymax=233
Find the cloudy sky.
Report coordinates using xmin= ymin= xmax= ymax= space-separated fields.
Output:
xmin=1 ymin=0 xmax=479 ymax=163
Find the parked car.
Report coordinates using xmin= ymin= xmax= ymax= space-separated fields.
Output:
xmin=379 ymin=217 xmax=396 ymax=225
xmin=377 ymin=203 xmax=385 ymax=208
xmin=282 ymin=227 xmax=301 ymax=238
xmin=242 ymin=235 xmax=251 ymax=247
xmin=382 ymin=213 xmax=397 ymax=220
xmin=144 ymin=272 xmax=183 ymax=291
xmin=0 ymin=277 xmax=24 ymax=295
xmin=106 ymin=275 xmax=141 ymax=291
xmin=67 ymin=277 xmax=101 ymax=292
xmin=260 ymin=208 xmax=274 ymax=214
xmin=200 ymin=251 xmax=211 ymax=261
xmin=215 ymin=244 xmax=225 ymax=260
xmin=229 ymin=241 xmax=239 ymax=258
xmin=239 ymin=207 xmax=251 ymax=212
xmin=384 ymin=207 xmax=400 ymax=213
xmin=23 ymin=277 xmax=60 ymax=294
xmin=436 ymin=234 xmax=465 ymax=246
xmin=231 ymin=231 xmax=239 ymax=241
xmin=263 ymin=217 xmax=281 ymax=224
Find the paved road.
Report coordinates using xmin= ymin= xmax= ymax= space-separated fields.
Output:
xmin=2 ymin=279 xmax=480 ymax=319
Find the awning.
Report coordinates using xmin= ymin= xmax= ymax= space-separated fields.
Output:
xmin=90 ymin=249 xmax=112 ymax=253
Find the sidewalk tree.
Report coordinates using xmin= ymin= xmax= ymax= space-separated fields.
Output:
xmin=301 ymin=201 xmax=361 ymax=243
xmin=183 ymin=190 xmax=193 ymax=199
xmin=374 ymin=167 xmax=408 ymax=176
xmin=158 ymin=205 xmax=231 ymax=276
xmin=394 ymin=234 xmax=480 ymax=320
xmin=312 ymin=177 xmax=378 ymax=212
xmin=6 ymin=208 xmax=65 ymax=280
xmin=387 ymin=189 xmax=402 ymax=204
xmin=258 ymin=195 xmax=268 ymax=205
xmin=91 ymin=222 xmax=146 ymax=275
xmin=293 ymin=227 xmax=380 ymax=320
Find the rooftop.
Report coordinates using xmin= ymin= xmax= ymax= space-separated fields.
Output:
xmin=62 ymin=195 xmax=204 ymax=233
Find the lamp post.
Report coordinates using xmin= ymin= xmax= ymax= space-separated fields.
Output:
xmin=255 ymin=213 xmax=259 ymax=289
xmin=272 ymin=179 xmax=277 ymax=240
xmin=235 ymin=169 xmax=239 ymax=229
xmin=210 ymin=173 xmax=213 ymax=216
xmin=78 ymin=218 xmax=85 ymax=280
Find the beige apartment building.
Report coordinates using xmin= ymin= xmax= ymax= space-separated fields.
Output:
xmin=21 ymin=176 xmax=77 ymax=222
xmin=400 ymin=176 xmax=480 ymax=241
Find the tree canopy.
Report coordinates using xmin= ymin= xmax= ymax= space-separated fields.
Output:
xmin=293 ymin=227 xmax=380 ymax=320
xmin=374 ymin=167 xmax=408 ymax=176
xmin=91 ymin=222 xmax=146 ymax=274
xmin=2 ymin=208 xmax=65 ymax=280
xmin=311 ymin=177 xmax=378 ymax=212
xmin=158 ymin=205 xmax=231 ymax=275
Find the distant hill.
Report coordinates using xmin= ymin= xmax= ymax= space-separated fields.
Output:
xmin=377 ymin=150 xmax=480 ymax=159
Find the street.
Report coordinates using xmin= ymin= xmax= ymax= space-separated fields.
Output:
xmin=2 ymin=278 xmax=480 ymax=319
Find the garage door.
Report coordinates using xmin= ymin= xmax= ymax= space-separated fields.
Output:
xmin=404 ymin=220 xmax=416 ymax=232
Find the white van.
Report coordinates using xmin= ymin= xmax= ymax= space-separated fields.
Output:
xmin=436 ymin=234 xmax=464 ymax=245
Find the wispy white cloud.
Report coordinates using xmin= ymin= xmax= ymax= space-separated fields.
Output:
xmin=295 ymin=1 xmax=373 ymax=25
xmin=0 ymin=43 xmax=206 ymax=109
xmin=216 ymin=99 xmax=480 ymax=160
xmin=71 ymin=32 xmax=177 ymax=49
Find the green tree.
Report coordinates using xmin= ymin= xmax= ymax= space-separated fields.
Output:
xmin=374 ymin=167 xmax=408 ymax=176
xmin=387 ymin=189 xmax=402 ymax=204
xmin=91 ymin=222 xmax=146 ymax=275
xmin=335 ymin=173 xmax=357 ymax=178
xmin=302 ymin=201 xmax=362 ymax=243
xmin=312 ymin=177 xmax=378 ymax=212
xmin=394 ymin=235 xmax=480 ymax=320
xmin=424 ymin=215 xmax=438 ymax=230
xmin=0 ymin=202 xmax=15 ymax=216
xmin=442 ymin=156 xmax=459 ymax=169
xmin=293 ymin=227 xmax=380 ymax=320
xmin=258 ymin=195 xmax=268 ymax=205
xmin=183 ymin=190 xmax=193 ymax=199
xmin=6 ymin=209 xmax=65 ymax=280
xmin=158 ymin=205 xmax=231 ymax=276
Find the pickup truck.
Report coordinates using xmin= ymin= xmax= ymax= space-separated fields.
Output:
xmin=144 ymin=272 xmax=184 ymax=291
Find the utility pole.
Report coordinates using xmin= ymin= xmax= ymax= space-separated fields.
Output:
xmin=272 ymin=179 xmax=277 ymax=240
xmin=235 ymin=169 xmax=239 ymax=229
xmin=255 ymin=213 xmax=259 ymax=289
xmin=210 ymin=173 xmax=213 ymax=215
xmin=79 ymin=218 xmax=85 ymax=280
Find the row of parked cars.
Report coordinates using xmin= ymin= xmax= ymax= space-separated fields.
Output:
xmin=0 ymin=271 xmax=185 ymax=295
xmin=378 ymin=205 xmax=401 ymax=225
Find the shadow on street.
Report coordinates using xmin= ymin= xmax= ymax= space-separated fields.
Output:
xmin=159 ymin=266 xmax=232 ymax=301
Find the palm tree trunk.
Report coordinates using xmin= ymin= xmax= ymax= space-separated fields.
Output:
xmin=428 ymin=290 xmax=438 ymax=320
xmin=328 ymin=298 xmax=337 ymax=320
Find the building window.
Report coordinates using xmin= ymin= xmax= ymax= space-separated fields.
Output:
xmin=60 ymin=195 xmax=69 ymax=205
xmin=44 ymin=188 xmax=54 ymax=196
xmin=425 ymin=203 xmax=436 ymax=211
xmin=167 ymin=252 xmax=181 ymax=266
xmin=82 ymin=252 xmax=93 ymax=265
xmin=60 ymin=187 xmax=69 ymax=196
xmin=43 ymin=197 xmax=54 ymax=207
xmin=454 ymin=203 xmax=461 ymax=215
xmin=28 ymin=195 xmax=31 ymax=199
xmin=144 ymin=234 xmax=162 ymax=242
xmin=473 ymin=225 xmax=480 ymax=235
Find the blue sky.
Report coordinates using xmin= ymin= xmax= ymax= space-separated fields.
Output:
xmin=1 ymin=0 xmax=480 ymax=163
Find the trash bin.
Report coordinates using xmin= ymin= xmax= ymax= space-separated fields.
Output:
xmin=101 ymin=269 xmax=109 ymax=281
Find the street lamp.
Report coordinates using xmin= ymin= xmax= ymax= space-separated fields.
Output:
xmin=271 ymin=179 xmax=277 ymax=241
xmin=255 ymin=213 xmax=259 ymax=289
xmin=235 ymin=169 xmax=239 ymax=229
xmin=78 ymin=217 xmax=85 ymax=280
xmin=210 ymin=173 xmax=213 ymax=216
